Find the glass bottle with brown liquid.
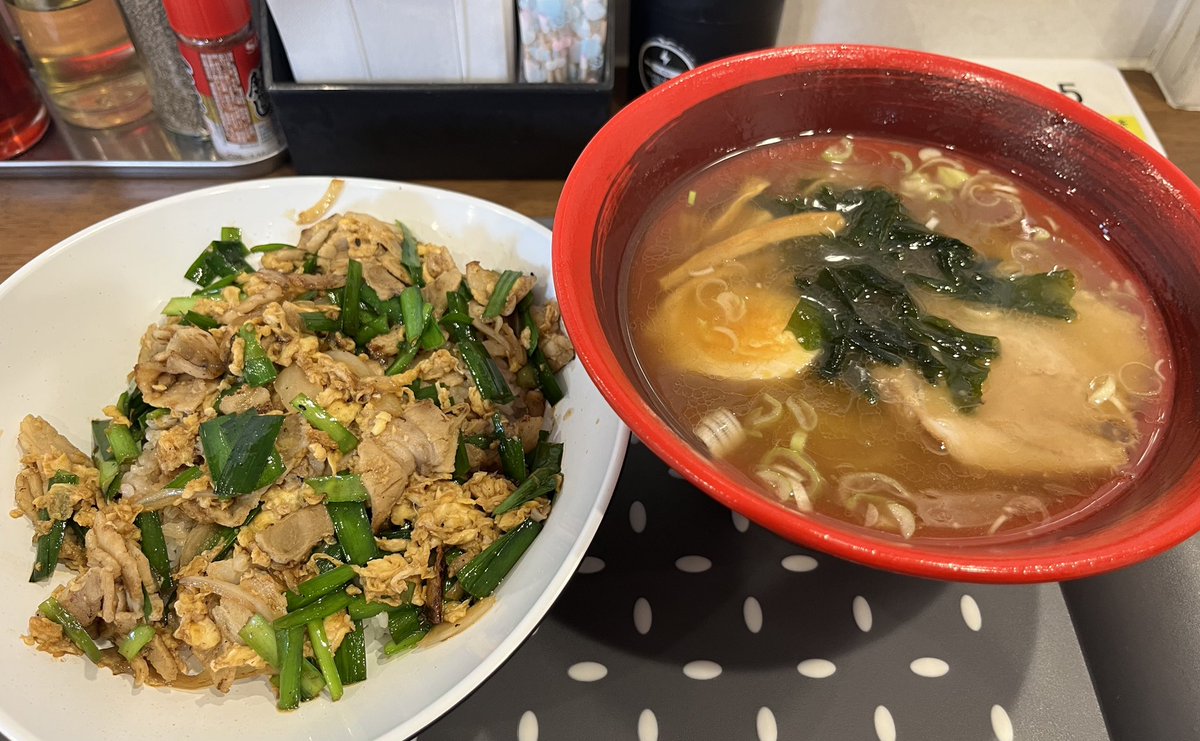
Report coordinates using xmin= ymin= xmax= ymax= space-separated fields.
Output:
xmin=6 ymin=0 xmax=152 ymax=129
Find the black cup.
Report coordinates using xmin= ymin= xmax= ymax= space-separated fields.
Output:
xmin=629 ymin=0 xmax=785 ymax=96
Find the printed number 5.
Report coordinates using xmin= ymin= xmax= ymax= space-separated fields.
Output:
xmin=1058 ymin=82 xmax=1083 ymax=103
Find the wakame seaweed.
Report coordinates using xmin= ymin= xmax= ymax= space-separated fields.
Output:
xmin=778 ymin=186 xmax=1075 ymax=410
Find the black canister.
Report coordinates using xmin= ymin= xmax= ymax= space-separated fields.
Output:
xmin=630 ymin=0 xmax=784 ymax=96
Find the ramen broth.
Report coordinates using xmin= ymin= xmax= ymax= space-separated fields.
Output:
xmin=623 ymin=134 xmax=1171 ymax=539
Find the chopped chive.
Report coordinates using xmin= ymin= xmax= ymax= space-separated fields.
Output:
xmin=482 ymin=270 xmax=525 ymax=318
xmin=105 ymin=424 xmax=139 ymax=465
xmin=453 ymin=435 xmax=471 ymax=484
xmin=181 ymin=311 xmax=219 ymax=330
xmin=396 ymin=221 xmax=425 ymax=287
xmin=341 ymin=259 xmax=363 ymax=339
xmin=301 ymin=311 xmax=339 ymax=334
xmin=285 ymin=565 xmax=357 ymax=611
xmin=442 ymin=291 xmax=513 ymax=403
xmin=326 ymin=501 xmax=378 ymax=565
xmin=346 ymin=596 xmax=392 ymax=621
xmin=306 ymin=474 xmax=370 ymax=503
xmin=164 ymin=466 xmax=202 ymax=490
xmin=29 ymin=519 xmax=67 ymax=582
xmin=240 ymin=616 xmax=325 ymax=698
xmin=384 ymin=604 xmax=430 ymax=655
xmin=306 ymin=619 xmax=344 ymax=701
xmin=239 ymin=324 xmax=278 ymax=387
xmin=276 ymin=626 xmax=304 ymax=710
xmin=163 ymin=296 xmax=201 ymax=316
xmin=376 ymin=523 xmax=413 ymax=541
xmin=38 ymin=597 xmax=101 ymax=663
xmin=514 ymin=364 xmax=538 ymax=389
xmin=355 ymin=313 xmax=389 ymax=346
xmin=314 ymin=541 xmax=348 ymax=574
xmin=48 ymin=470 xmax=79 ymax=486
xmin=273 ymin=590 xmax=353 ymax=631
xmin=290 ymin=394 xmax=359 ymax=454
xmin=334 ymin=619 xmax=367 ymax=685
xmin=302 ymin=253 xmax=319 ymax=274
xmin=457 ymin=519 xmax=543 ymax=599
xmin=385 ymin=344 xmax=420 ymax=376
xmin=492 ymin=467 xmax=558 ymax=516
xmin=492 ymin=414 xmax=527 ymax=482
xmin=136 ymin=511 xmax=175 ymax=604
xmin=118 ymin=624 xmax=157 ymax=661
xmin=220 ymin=226 xmax=242 ymax=243
xmin=518 ymin=295 xmax=565 ymax=405
xmin=192 ymin=272 xmax=240 ymax=296
xmin=199 ymin=411 xmax=285 ymax=499
xmin=251 ymin=242 xmax=292 ymax=253
xmin=409 ymin=380 xmax=440 ymax=404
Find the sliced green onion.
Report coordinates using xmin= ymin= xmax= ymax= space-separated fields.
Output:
xmin=341 ymin=259 xmax=363 ymax=339
xmin=493 ymin=414 xmax=527 ymax=483
xmin=274 ymin=590 xmax=353 ymax=631
xmin=457 ymin=519 xmax=543 ymax=599
xmin=285 ymin=565 xmax=357 ymax=611
xmin=163 ymin=296 xmax=201 ymax=316
xmin=376 ymin=522 xmax=413 ymax=541
xmin=38 ymin=597 xmax=101 ymax=663
xmin=334 ymin=619 xmax=367 ymax=685
xmin=29 ymin=520 xmax=67 ymax=583
xmin=518 ymin=295 xmax=565 ymax=405
xmin=306 ymin=619 xmax=344 ymax=701
xmin=482 ymin=270 xmax=524 ymax=318
xmin=493 ymin=467 xmax=559 ymax=516
xmin=241 ymin=616 xmax=325 ymax=698
xmin=291 ymin=394 xmax=359 ymax=454
xmin=164 ymin=466 xmax=202 ymax=490
xmin=529 ymin=431 xmax=564 ymax=473
xmin=409 ymin=380 xmax=440 ymax=404
xmin=399 ymin=286 xmax=427 ymax=337
xmin=514 ymin=364 xmax=538 ymax=389
xmin=238 ymin=324 xmax=278 ymax=387
xmin=276 ymin=626 xmax=304 ymax=710
xmin=105 ymin=424 xmax=139 ymax=465
xmin=193 ymin=272 xmax=240 ymax=296
xmin=314 ymin=541 xmax=348 ymax=574
xmin=355 ymin=313 xmax=389 ymax=347
xmin=220 ymin=226 xmax=242 ymax=243
xmin=302 ymin=253 xmax=319 ymax=274
xmin=118 ymin=624 xmax=157 ymax=661
xmin=346 ymin=596 xmax=392 ymax=621
xmin=326 ymin=501 xmax=378 ymax=565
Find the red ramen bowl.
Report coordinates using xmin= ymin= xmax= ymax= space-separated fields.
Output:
xmin=553 ymin=45 xmax=1200 ymax=582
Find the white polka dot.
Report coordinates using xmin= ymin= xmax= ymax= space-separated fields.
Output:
xmin=633 ymin=597 xmax=652 ymax=635
xmin=682 ymin=660 xmax=722 ymax=680
xmin=781 ymin=554 xmax=818 ymax=572
xmin=667 ymin=468 xmax=684 ymax=479
xmin=961 ymin=594 xmax=982 ymax=632
xmin=630 ymin=501 xmax=647 ymax=533
xmin=577 ymin=556 xmax=605 ymax=574
xmin=991 ymin=704 xmax=1014 ymax=741
xmin=743 ymin=597 xmax=763 ymax=634
xmin=731 ymin=512 xmax=750 ymax=532
xmin=910 ymin=657 xmax=949 ymax=677
xmin=797 ymin=659 xmax=837 ymax=678
xmin=853 ymin=595 xmax=873 ymax=632
xmin=567 ymin=661 xmax=608 ymax=682
xmin=675 ymin=555 xmax=712 ymax=573
xmin=756 ymin=707 xmax=778 ymax=741
xmin=874 ymin=705 xmax=896 ymax=741
xmin=638 ymin=709 xmax=658 ymax=741
xmin=518 ymin=710 xmax=538 ymax=741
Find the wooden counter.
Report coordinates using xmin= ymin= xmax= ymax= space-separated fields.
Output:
xmin=0 ymin=71 xmax=1195 ymax=284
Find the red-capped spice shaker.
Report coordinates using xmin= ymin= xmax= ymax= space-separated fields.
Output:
xmin=161 ymin=0 xmax=281 ymax=159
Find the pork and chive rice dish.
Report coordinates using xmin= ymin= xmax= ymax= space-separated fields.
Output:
xmin=13 ymin=207 xmax=574 ymax=709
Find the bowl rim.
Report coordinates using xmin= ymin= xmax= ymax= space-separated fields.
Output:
xmin=553 ymin=43 xmax=1200 ymax=583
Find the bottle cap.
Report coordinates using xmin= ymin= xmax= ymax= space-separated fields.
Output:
xmin=162 ymin=0 xmax=251 ymax=41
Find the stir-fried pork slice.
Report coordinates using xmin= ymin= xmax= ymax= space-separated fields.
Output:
xmin=135 ymin=324 xmax=224 ymax=411
xmin=18 ymin=415 xmax=91 ymax=467
xmin=421 ymin=245 xmax=463 ymax=314
xmin=464 ymin=261 xmax=535 ymax=317
xmin=357 ymin=400 xmax=464 ymax=529
xmin=254 ymin=505 xmax=335 ymax=564
xmin=874 ymin=292 xmax=1155 ymax=475
xmin=528 ymin=301 xmax=576 ymax=372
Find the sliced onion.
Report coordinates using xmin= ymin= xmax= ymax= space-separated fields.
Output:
xmin=837 ymin=471 xmax=915 ymax=503
xmin=1118 ymin=361 xmax=1164 ymax=397
xmin=885 ymin=501 xmax=917 ymax=539
xmin=743 ymin=394 xmax=783 ymax=429
xmin=177 ymin=576 xmax=285 ymax=621
xmin=786 ymin=395 xmax=818 ymax=432
xmin=297 ymin=179 xmax=345 ymax=225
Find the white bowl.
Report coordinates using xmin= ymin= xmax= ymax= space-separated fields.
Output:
xmin=0 ymin=177 xmax=627 ymax=741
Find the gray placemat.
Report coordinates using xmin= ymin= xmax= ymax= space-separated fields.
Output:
xmin=419 ymin=439 xmax=1109 ymax=740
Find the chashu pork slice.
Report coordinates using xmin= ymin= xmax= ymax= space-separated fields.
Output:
xmin=873 ymin=291 xmax=1158 ymax=476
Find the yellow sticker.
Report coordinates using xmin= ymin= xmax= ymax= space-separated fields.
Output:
xmin=1108 ymin=115 xmax=1147 ymax=141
